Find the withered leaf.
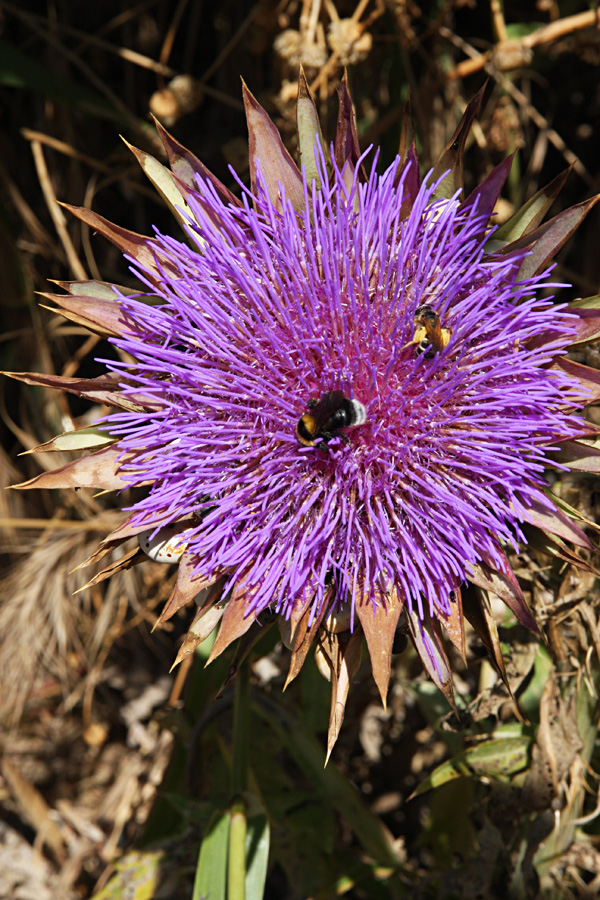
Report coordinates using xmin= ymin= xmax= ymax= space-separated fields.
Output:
xmin=438 ymin=584 xmax=466 ymax=663
xmin=206 ymin=580 xmax=259 ymax=665
xmin=470 ymin=550 xmax=538 ymax=633
xmin=522 ymin=676 xmax=582 ymax=810
xmin=4 ymin=370 xmax=153 ymax=411
xmin=62 ymin=204 xmax=182 ymax=283
xmin=317 ymin=629 xmax=363 ymax=762
xmin=155 ymin=554 xmax=222 ymax=628
xmin=406 ymin=606 xmax=456 ymax=712
xmin=335 ymin=71 xmax=363 ymax=176
xmin=284 ymin=589 xmax=331 ymax=689
xmin=462 ymin=584 xmax=511 ymax=691
xmin=171 ymin=588 xmax=228 ymax=669
xmin=153 ymin=116 xmax=241 ymax=207
xmin=521 ymin=493 xmax=594 ymax=551
xmin=13 ymin=445 xmax=132 ymax=492
xmin=355 ymin=587 xmax=404 ymax=708
xmin=77 ymin=545 xmax=145 ymax=591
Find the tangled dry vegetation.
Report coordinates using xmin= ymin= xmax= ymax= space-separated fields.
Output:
xmin=2 ymin=2 xmax=600 ymax=899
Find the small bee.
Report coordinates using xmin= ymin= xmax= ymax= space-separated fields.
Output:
xmin=412 ymin=304 xmax=452 ymax=357
xmin=296 ymin=390 xmax=367 ymax=447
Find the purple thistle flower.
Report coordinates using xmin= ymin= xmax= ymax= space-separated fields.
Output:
xmin=8 ymin=74 xmax=600 ymax=753
xmin=106 ymin=153 xmax=580 ymax=625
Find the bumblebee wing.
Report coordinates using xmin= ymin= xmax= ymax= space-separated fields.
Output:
xmin=309 ymin=391 xmax=346 ymax=431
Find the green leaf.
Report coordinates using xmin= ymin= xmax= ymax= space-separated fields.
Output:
xmin=487 ymin=167 xmax=570 ymax=249
xmin=516 ymin=646 xmax=553 ymax=722
xmin=192 ymin=795 xmax=269 ymax=900
xmin=411 ymin=736 xmax=531 ymax=797
xmin=255 ymin=694 xmax=399 ymax=867
xmin=244 ymin=794 xmax=270 ymax=900
xmin=0 ymin=37 xmax=122 ymax=122
xmin=297 ymin=68 xmax=325 ymax=189
xmin=569 ymin=294 xmax=600 ymax=310
xmin=193 ymin=808 xmax=230 ymax=900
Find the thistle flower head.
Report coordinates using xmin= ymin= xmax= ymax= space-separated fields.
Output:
xmin=10 ymin=73 xmax=600 ymax=752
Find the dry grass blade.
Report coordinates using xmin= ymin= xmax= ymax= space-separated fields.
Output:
xmin=1 ymin=759 xmax=67 ymax=862
xmin=0 ymin=526 xmax=137 ymax=723
xmin=21 ymin=129 xmax=113 ymax=175
xmin=30 ymin=140 xmax=87 ymax=280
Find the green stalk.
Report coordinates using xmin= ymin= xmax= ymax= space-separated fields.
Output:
xmin=227 ymin=660 xmax=250 ymax=900
xmin=228 ymin=798 xmax=247 ymax=900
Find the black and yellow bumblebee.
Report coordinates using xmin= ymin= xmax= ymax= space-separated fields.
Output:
xmin=412 ymin=304 xmax=452 ymax=356
xmin=296 ymin=390 xmax=367 ymax=447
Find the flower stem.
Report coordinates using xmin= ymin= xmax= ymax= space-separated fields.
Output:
xmin=231 ymin=659 xmax=250 ymax=795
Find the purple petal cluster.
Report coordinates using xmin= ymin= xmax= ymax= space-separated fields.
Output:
xmin=103 ymin=151 xmax=585 ymax=624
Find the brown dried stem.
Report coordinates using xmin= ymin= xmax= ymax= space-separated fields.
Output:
xmin=445 ymin=9 xmax=600 ymax=82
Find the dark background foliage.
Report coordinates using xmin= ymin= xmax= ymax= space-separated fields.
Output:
xmin=1 ymin=2 xmax=600 ymax=898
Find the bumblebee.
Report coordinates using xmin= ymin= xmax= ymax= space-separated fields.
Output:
xmin=296 ymin=390 xmax=367 ymax=447
xmin=412 ymin=304 xmax=452 ymax=356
